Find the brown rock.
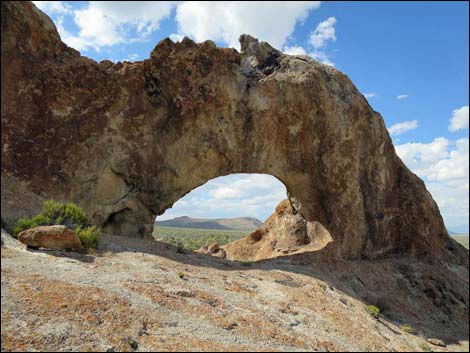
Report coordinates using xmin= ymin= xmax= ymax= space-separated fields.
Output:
xmin=206 ymin=242 xmax=220 ymax=254
xmin=223 ymin=199 xmax=333 ymax=261
xmin=213 ymin=249 xmax=227 ymax=259
xmin=18 ymin=225 xmax=81 ymax=251
xmin=0 ymin=2 xmax=468 ymax=264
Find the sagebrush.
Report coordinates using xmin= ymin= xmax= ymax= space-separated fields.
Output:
xmin=11 ymin=200 xmax=99 ymax=249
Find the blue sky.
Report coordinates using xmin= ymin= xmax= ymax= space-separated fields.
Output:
xmin=33 ymin=1 xmax=469 ymax=232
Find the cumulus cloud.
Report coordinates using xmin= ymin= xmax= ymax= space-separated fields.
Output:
xmin=33 ymin=1 xmax=72 ymax=15
xmin=363 ymin=93 xmax=376 ymax=99
xmin=35 ymin=1 xmax=176 ymax=52
xmin=283 ymin=45 xmax=307 ymax=56
xmin=158 ymin=174 xmax=287 ymax=222
xmin=174 ymin=1 xmax=320 ymax=50
xmin=35 ymin=1 xmax=328 ymax=62
xmin=388 ymin=120 xmax=418 ymax=136
xmin=309 ymin=16 xmax=336 ymax=48
xmin=125 ymin=53 xmax=139 ymax=61
xmin=396 ymin=94 xmax=408 ymax=100
xmin=448 ymin=105 xmax=469 ymax=132
xmin=305 ymin=17 xmax=337 ymax=66
xmin=169 ymin=33 xmax=185 ymax=43
xmin=396 ymin=137 xmax=469 ymax=230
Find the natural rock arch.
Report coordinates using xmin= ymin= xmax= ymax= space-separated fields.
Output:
xmin=1 ymin=1 xmax=466 ymax=263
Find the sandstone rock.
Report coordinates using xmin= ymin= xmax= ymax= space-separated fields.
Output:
xmin=427 ymin=338 xmax=446 ymax=347
xmin=18 ymin=225 xmax=81 ymax=251
xmin=198 ymin=242 xmax=226 ymax=259
xmin=206 ymin=242 xmax=220 ymax=254
xmin=223 ymin=199 xmax=333 ymax=261
xmin=1 ymin=1 xmax=468 ymax=264
xmin=213 ymin=248 xmax=227 ymax=259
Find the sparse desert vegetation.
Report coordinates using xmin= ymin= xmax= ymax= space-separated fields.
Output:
xmin=153 ymin=226 xmax=248 ymax=252
xmin=9 ymin=200 xmax=99 ymax=251
xmin=452 ymin=235 xmax=469 ymax=249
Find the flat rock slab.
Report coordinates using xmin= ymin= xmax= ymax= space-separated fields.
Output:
xmin=18 ymin=225 xmax=81 ymax=252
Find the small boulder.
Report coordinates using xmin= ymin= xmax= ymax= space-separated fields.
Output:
xmin=18 ymin=225 xmax=81 ymax=251
xmin=213 ymin=248 xmax=227 ymax=259
xmin=206 ymin=242 xmax=220 ymax=254
xmin=427 ymin=338 xmax=446 ymax=347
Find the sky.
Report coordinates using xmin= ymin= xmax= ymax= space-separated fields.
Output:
xmin=33 ymin=1 xmax=469 ymax=232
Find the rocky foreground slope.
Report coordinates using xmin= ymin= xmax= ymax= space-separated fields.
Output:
xmin=1 ymin=230 xmax=469 ymax=352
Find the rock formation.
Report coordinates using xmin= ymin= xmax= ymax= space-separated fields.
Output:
xmin=18 ymin=225 xmax=81 ymax=251
xmin=1 ymin=1 xmax=468 ymax=263
xmin=223 ymin=199 xmax=333 ymax=261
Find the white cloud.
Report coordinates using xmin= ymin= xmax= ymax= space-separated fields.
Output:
xmin=396 ymin=137 xmax=469 ymax=230
xmin=174 ymin=1 xmax=321 ymax=50
xmin=158 ymin=174 xmax=287 ymax=222
xmin=395 ymin=137 xmax=449 ymax=173
xmin=309 ymin=16 xmax=336 ymax=49
xmin=305 ymin=17 xmax=337 ymax=66
xmin=125 ymin=53 xmax=139 ymax=61
xmin=388 ymin=120 xmax=418 ymax=136
xmin=448 ymin=105 xmax=469 ymax=132
xmin=396 ymin=94 xmax=408 ymax=100
xmin=363 ymin=93 xmax=376 ymax=99
xmin=308 ymin=50 xmax=335 ymax=66
xmin=33 ymin=1 xmax=72 ymax=15
xmin=37 ymin=1 xmax=176 ymax=52
xmin=283 ymin=45 xmax=307 ymax=56
xmin=169 ymin=33 xmax=185 ymax=42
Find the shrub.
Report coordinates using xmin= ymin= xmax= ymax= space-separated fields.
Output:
xmin=43 ymin=200 xmax=89 ymax=228
xmin=366 ymin=305 xmax=381 ymax=318
xmin=11 ymin=200 xmax=99 ymax=250
xmin=419 ymin=342 xmax=432 ymax=352
xmin=178 ymin=272 xmax=185 ymax=279
xmin=74 ymin=225 xmax=99 ymax=250
xmin=400 ymin=324 xmax=415 ymax=334
xmin=12 ymin=214 xmax=52 ymax=237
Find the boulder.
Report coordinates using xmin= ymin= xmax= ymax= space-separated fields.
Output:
xmin=18 ymin=225 xmax=81 ymax=251
xmin=223 ymin=199 xmax=333 ymax=261
xmin=427 ymin=338 xmax=446 ymax=347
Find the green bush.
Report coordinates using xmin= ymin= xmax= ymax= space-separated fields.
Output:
xmin=43 ymin=200 xmax=89 ymax=228
xmin=366 ymin=305 xmax=381 ymax=318
xmin=12 ymin=214 xmax=52 ymax=237
xmin=400 ymin=324 xmax=415 ymax=334
xmin=74 ymin=225 xmax=99 ymax=250
xmin=419 ymin=342 xmax=432 ymax=352
xmin=11 ymin=200 xmax=99 ymax=250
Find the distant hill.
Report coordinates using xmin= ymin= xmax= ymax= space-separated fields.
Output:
xmin=155 ymin=216 xmax=263 ymax=231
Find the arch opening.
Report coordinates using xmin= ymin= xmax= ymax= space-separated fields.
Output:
xmin=153 ymin=173 xmax=333 ymax=261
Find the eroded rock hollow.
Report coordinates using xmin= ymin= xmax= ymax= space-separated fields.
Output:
xmin=1 ymin=1 xmax=467 ymax=262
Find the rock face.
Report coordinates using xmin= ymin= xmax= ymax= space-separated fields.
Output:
xmin=1 ymin=1 xmax=468 ymax=263
xmin=18 ymin=225 xmax=81 ymax=251
xmin=197 ymin=242 xmax=227 ymax=259
xmin=224 ymin=200 xmax=333 ymax=261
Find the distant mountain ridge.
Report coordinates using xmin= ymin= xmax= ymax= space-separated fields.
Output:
xmin=155 ymin=216 xmax=263 ymax=231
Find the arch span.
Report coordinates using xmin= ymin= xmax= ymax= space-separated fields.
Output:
xmin=1 ymin=2 xmax=467 ymax=264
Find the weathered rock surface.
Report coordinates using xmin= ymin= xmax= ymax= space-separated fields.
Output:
xmin=18 ymin=225 xmax=81 ymax=251
xmin=1 ymin=230 xmax=469 ymax=352
xmin=0 ymin=2 xmax=468 ymax=264
xmin=224 ymin=199 xmax=333 ymax=261
xmin=197 ymin=242 xmax=227 ymax=259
